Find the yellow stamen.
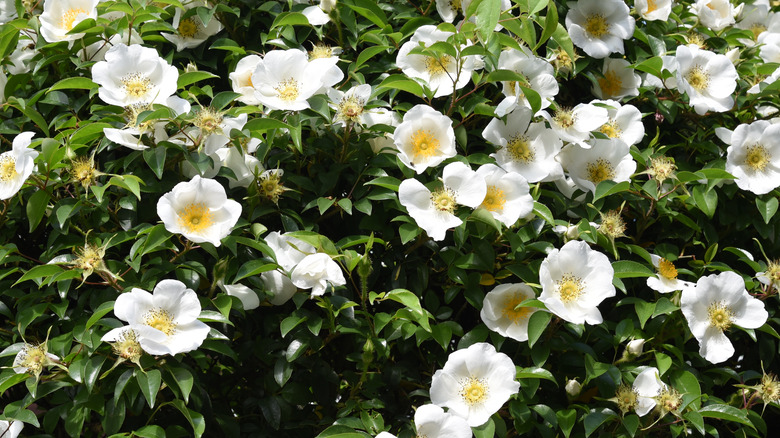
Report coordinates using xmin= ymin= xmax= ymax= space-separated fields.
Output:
xmin=646 ymin=0 xmax=659 ymax=13
xmin=502 ymin=294 xmax=534 ymax=324
xmin=658 ymin=258 xmax=678 ymax=280
xmin=481 ymin=186 xmax=506 ymax=213
xmin=584 ymin=14 xmax=610 ymax=38
xmin=586 ymin=159 xmax=615 ymax=184
xmin=430 ymin=187 xmax=457 ymax=213
xmin=309 ymin=44 xmax=333 ymax=60
xmin=336 ymin=96 xmax=365 ymax=123
xmin=144 ymin=308 xmax=177 ymax=335
xmin=556 ymin=273 xmax=584 ymax=303
xmin=177 ymin=202 xmax=213 ymax=233
xmin=275 ymin=78 xmax=300 ymax=102
xmin=686 ymin=66 xmax=710 ymax=92
xmin=707 ymin=301 xmax=734 ymax=331
xmin=750 ymin=24 xmax=767 ymax=40
xmin=599 ymin=120 xmax=622 ymax=138
xmin=178 ymin=17 xmax=200 ymax=38
xmin=121 ymin=73 xmax=153 ymax=99
xmin=460 ymin=377 xmax=489 ymax=406
xmin=598 ymin=70 xmax=623 ymax=97
xmin=410 ymin=129 xmax=440 ymax=160
xmin=554 ymin=109 xmax=575 ymax=129
xmin=0 ymin=156 xmax=18 ymax=182
xmin=425 ymin=55 xmax=453 ymax=77
xmin=745 ymin=145 xmax=770 ymax=172
xmin=61 ymin=8 xmax=87 ymax=31
xmin=505 ymin=134 xmax=535 ymax=163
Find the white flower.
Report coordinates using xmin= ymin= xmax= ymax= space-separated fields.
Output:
xmin=290 ymin=253 xmax=346 ymax=296
xmin=396 ymin=25 xmax=479 ymax=98
xmin=82 ymin=29 xmax=143 ymax=62
xmin=0 ymin=0 xmax=16 ymax=24
xmin=6 ymin=35 xmax=37 ymax=75
xmin=103 ymin=279 xmax=210 ymax=356
xmin=565 ymin=0 xmax=635 ymax=59
xmin=723 ymin=120 xmax=780 ymax=195
xmin=12 ymin=342 xmax=60 ymax=378
xmin=229 ymin=55 xmax=263 ymax=105
xmin=327 ymin=84 xmax=372 ymax=126
xmin=736 ymin=3 xmax=773 ymax=44
xmin=261 ymin=270 xmax=298 ymax=305
xmin=758 ymin=32 xmax=780 ymax=63
xmin=0 ymin=132 xmax=38 ymax=200
xmin=591 ymin=58 xmax=640 ymax=100
xmin=0 ymin=418 xmax=23 ymax=438
xmin=495 ymin=46 xmax=558 ymax=116
xmin=398 ymin=161 xmax=487 ymax=241
xmin=298 ymin=0 xmax=333 ymax=25
xmin=91 ymin=44 xmax=179 ymax=107
xmin=430 ymin=342 xmax=520 ymax=427
xmin=693 ymin=0 xmax=736 ymax=31
xmin=264 ymin=231 xmax=316 ymax=273
xmin=163 ymin=1 xmax=223 ymax=51
xmin=220 ymin=283 xmax=260 ymax=310
xmin=591 ymin=100 xmax=645 ymax=146
xmin=558 ymin=138 xmax=636 ymax=194
xmin=40 ymin=0 xmax=99 ymax=43
xmin=156 ymin=175 xmax=242 ymax=247
xmin=475 ymin=164 xmax=533 ymax=227
xmin=647 ymin=255 xmax=692 ymax=293
xmin=413 ymin=404 xmax=472 ymax=438
xmin=675 ymin=45 xmax=737 ymax=115
xmin=635 ymin=0 xmax=672 ymax=21
xmin=542 ymin=103 xmax=609 ymax=146
xmin=393 ymin=104 xmax=457 ymax=173
xmin=104 ymin=96 xmax=190 ymax=151
xmin=251 ymin=49 xmax=342 ymax=111
xmin=538 ymin=240 xmax=616 ymax=325
xmin=480 ymin=283 xmax=539 ymax=342
xmin=484 ymin=107 xmax=563 ymax=183
xmin=681 ymin=271 xmax=768 ymax=364
xmin=627 ymin=339 xmax=646 ymax=356
xmin=633 ymin=367 xmax=665 ymax=417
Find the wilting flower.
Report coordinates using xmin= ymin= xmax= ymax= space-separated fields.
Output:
xmin=474 ymin=164 xmax=533 ymax=227
xmin=256 ymin=169 xmax=287 ymax=203
xmin=675 ymin=45 xmax=737 ymax=115
xmin=495 ymin=46 xmax=558 ymax=116
xmin=39 ymin=0 xmax=99 ymax=43
xmin=290 ymin=253 xmax=346 ymax=296
xmin=681 ymin=271 xmax=768 ymax=364
xmin=91 ymin=44 xmax=179 ymax=107
xmin=692 ymin=0 xmax=737 ymax=31
xmin=591 ymin=58 xmax=640 ymax=100
xmin=251 ymin=49 xmax=343 ymax=111
xmin=480 ymin=283 xmax=539 ymax=342
xmin=647 ymin=254 xmax=691 ymax=293
xmin=635 ymin=0 xmax=672 ymax=21
xmin=722 ymin=120 xmax=780 ymax=195
xmin=103 ymin=279 xmax=211 ymax=356
xmin=13 ymin=342 xmax=60 ymax=379
xmin=539 ymin=240 xmax=616 ymax=324
xmin=101 ymin=326 xmax=149 ymax=366
xmin=0 ymin=132 xmax=38 ymax=200
xmin=156 ymin=176 xmax=242 ymax=247
xmin=565 ymin=0 xmax=635 ymax=59
xmin=162 ymin=0 xmax=223 ymax=51
xmin=411 ymin=404 xmax=471 ymax=438
xmin=398 ymin=161 xmax=487 ymax=241
xmin=558 ymin=138 xmax=637 ymax=194
xmin=393 ymin=104 xmax=456 ymax=173
xmin=430 ymin=342 xmax=520 ymax=427
xmin=633 ymin=367 xmax=665 ymax=417
xmin=104 ymin=96 xmax=190 ymax=150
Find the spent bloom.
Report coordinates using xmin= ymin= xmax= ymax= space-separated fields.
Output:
xmin=675 ymin=45 xmax=737 ymax=115
xmin=430 ymin=342 xmax=520 ymax=427
xmin=565 ymin=0 xmax=635 ymax=59
xmin=0 ymin=132 xmax=38 ymax=200
xmin=681 ymin=271 xmax=768 ymax=364
xmin=538 ymin=240 xmax=616 ymax=325
xmin=393 ymin=104 xmax=456 ymax=173
xmin=480 ymin=283 xmax=540 ymax=342
xmin=39 ymin=0 xmax=99 ymax=43
xmin=156 ymin=176 xmax=242 ymax=247
xmin=633 ymin=367 xmax=665 ymax=417
xmin=13 ymin=341 xmax=60 ymax=379
xmin=757 ymin=259 xmax=780 ymax=293
xmin=327 ymin=84 xmax=372 ymax=126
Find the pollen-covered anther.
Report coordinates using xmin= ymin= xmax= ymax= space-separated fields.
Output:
xmin=658 ymin=258 xmax=678 ymax=280
xmin=111 ymin=329 xmax=143 ymax=362
xmin=0 ymin=155 xmax=18 ymax=182
xmin=648 ymin=156 xmax=676 ymax=181
xmin=584 ymin=14 xmax=610 ymax=38
xmin=505 ymin=134 xmax=535 ymax=163
xmin=177 ymin=202 xmax=214 ymax=233
xmin=615 ymin=385 xmax=638 ymax=414
xmin=599 ymin=120 xmax=622 ymax=139
xmin=178 ymin=17 xmax=200 ymax=38
xmin=598 ymin=70 xmax=623 ymax=97
xmin=425 ymin=54 xmax=453 ymax=77
xmin=144 ymin=308 xmax=177 ymax=335
xmin=481 ymin=186 xmax=506 ymax=213
xmin=707 ymin=301 xmax=734 ymax=331
xmin=337 ymin=96 xmax=365 ymax=123
xmin=655 ymin=387 xmax=683 ymax=413
xmin=194 ymin=108 xmax=224 ymax=134
xmin=121 ymin=73 xmax=153 ymax=98
xmin=599 ymin=210 xmax=626 ymax=239
xmin=556 ymin=273 xmax=584 ymax=303
xmin=586 ymin=158 xmax=615 ymax=183
xmin=744 ymin=144 xmax=770 ymax=172
xmin=430 ymin=187 xmax=457 ymax=213
xmin=686 ymin=66 xmax=710 ymax=91
xmin=258 ymin=171 xmax=285 ymax=204
xmin=61 ymin=8 xmax=87 ymax=31
xmin=275 ymin=78 xmax=300 ymax=102
xmin=459 ymin=377 xmax=489 ymax=406
xmin=410 ymin=129 xmax=440 ymax=160
xmin=309 ymin=43 xmax=334 ymax=60
xmin=554 ymin=108 xmax=576 ymax=129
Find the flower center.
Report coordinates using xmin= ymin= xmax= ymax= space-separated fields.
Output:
xmin=178 ymin=17 xmax=200 ymax=38
xmin=430 ymin=187 xmax=457 ymax=213
xmin=425 ymin=55 xmax=453 ymax=77
xmin=0 ymin=156 xmax=18 ymax=182
xmin=506 ymin=134 xmax=535 ymax=163
xmin=686 ymin=66 xmax=710 ymax=92
xmin=598 ymin=70 xmax=623 ymax=97
xmin=144 ymin=308 xmax=177 ymax=335
xmin=586 ymin=159 xmax=615 ymax=184
xmin=410 ymin=129 xmax=440 ymax=160
xmin=121 ymin=73 xmax=153 ymax=99
xmin=178 ymin=202 xmax=214 ymax=233
xmin=61 ymin=8 xmax=87 ymax=31
xmin=646 ymin=0 xmax=659 ymax=13
xmin=480 ymin=186 xmax=506 ymax=213
xmin=707 ymin=301 xmax=734 ymax=332
xmin=112 ymin=329 xmax=143 ymax=361
xmin=655 ymin=388 xmax=682 ymax=413
xmin=556 ymin=273 xmax=584 ymax=303
xmin=584 ymin=14 xmax=610 ymax=38
xmin=275 ymin=78 xmax=300 ymax=102
xmin=309 ymin=44 xmax=333 ymax=60
xmin=460 ymin=377 xmax=489 ymax=406
xmin=337 ymin=96 xmax=365 ymax=122
xmin=745 ymin=145 xmax=770 ymax=172
xmin=194 ymin=108 xmax=224 ymax=133
xmin=599 ymin=120 xmax=622 ymax=138
xmin=658 ymin=258 xmax=678 ymax=280
xmin=767 ymin=260 xmax=780 ymax=284
xmin=554 ymin=109 xmax=575 ymax=129
xmin=751 ymin=24 xmax=767 ymax=40
xmin=18 ymin=344 xmax=48 ymax=375
xmin=502 ymin=294 xmax=533 ymax=323
xmin=615 ymin=385 xmax=638 ymax=414
xmin=449 ymin=0 xmax=462 ymax=9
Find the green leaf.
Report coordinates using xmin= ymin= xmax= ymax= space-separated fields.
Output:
xmin=376 ymin=74 xmax=424 ymax=97
xmin=13 ymin=264 xmax=64 ymax=286
xmin=280 ymin=315 xmax=308 ymax=337
xmin=143 ymin=147 xmax=167 ymax=180
xmin=315 ymin=425 xmax=366 ymax=438
xmin=671 ymin=370 xmax=702 ymax=410
xmin=177 ymin=71 xmax=219 ymax=89
xmin=271 ymin=12 xmax=311 ymax=29
xmin=48 ymin=77 xmax=97 ymax=92
xmin=85 ymin=301 xmax=115 ymax=330
xmin=133 ymin=425 xmax=165 ymax=438
xmin=756 ymin=197 xmax=778 ymax=224
xmin=698 ymin=404 xmax=754 ymax=429
xmin=593 ymin=180 xmax=630 ymax=202
xmin=169 ymin=399 xmax=206 ymax=438
xmin=533 ymin=201 xmax=554 ymax=225
xmin=692 ymin=185 xmax=717 ymax=218
xmin=557 ymin=408 xmax=576 ymax=438
xmin=354 ymin=45 xmax=391 ymax=70
xmin=136 ymin=369 xmax=162 ymax=408
xmin=244 ymin=117 xmax=292 ymax=132
xmin=26 ymin=189 xmax=49 ymax=232
xmin=517 ymin=367 xmax=558 ymax=385
xmin=234 ymin=260 xmax=276 ymax=282
xmin=472 ymin=0 xmax=501 ymax=41
xmin=170 ymin=367 xmax=194 ymax=403
xmin=527 ymin=310 xmax=551 ymax=348
xmin=611 ymin=260 xmax=654 ymax=278
xmin=381 ymin=289 xmax=430 ymax=332
xmin=584 ymin=408 xmax=618 ymax=437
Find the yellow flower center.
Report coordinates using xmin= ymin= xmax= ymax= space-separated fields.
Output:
xmin=0 ymin=156 xmax=18 ymax=182
xmin=410 ymin=129 xmax=440 ymax=161
xmin=480 ymin=185 xmax=506 ymax=213
xmin=686 ymin=66 xmax=710 ymax=92
xmin=61 ymin=8 xmax=87 ymax=31
xmin=144 ymin=308 xmax=177 ymax=335
xmin=655 ymin=388 xmax=682 ymax=413
xmin=616 ymin=385 xmax=638 ymax=414
xmin=599 ymin=210 xmax=625 ymax=238
xmin=425 ymin=55 xmax=453 ymax=77
xmin=121 ymin=73 xmax=153 ymax=99
xmin=556 ymin=273 xmax=584 ymax=303
xmin=112 ymin=329 xmax=143 ymax=362
xmin=178 ymin=202 xmax=214 ymax=233
xmin=460 ymin=377 xmax=489 ymax=406
xmin=658 ymin=258 xmax=678 ymax=280
xmin=598 ymin=70 xmax=623 ymax=97
xmin=502 ymin=294 xmax=534 ymax=323
xmin=766 ymin=260 xmax=780 ymax=284
xmin=584 ymin=14 xmax=610 ymax=38
xmin=431 ymin=187 xmax=457 ymax=213
xmin=309 ymin=44 xmax=333 ymax=60
xmin=178 ymin=17 xmax=200 ymax=38
xmin=337 ymin=96 xmax=365 ymax=123
xmin=599 ymin=120 xmax=622 ymax=138
xmin=18 ymin=344 xmax=48 ymax=376
xmin=707 ymin=301 xmax=734 ymax=332
xmin=751 ymin=24 xmax=767 ymax=40
xmin=194 ymin=108 xmax=224 ymax=133
xmin=586 ymin=159 xmax=615 ymax=184
xmin=745 ymin=145 xmax=770 ymax=172
xmin=259 ymin=171 xmax=285 ymax=204
xmin=505 ymin=134 xmax=535 ymax=163
xmin=275 ymin=78 xmax=300 ymax=102
xmin=759 ymin=374 xmax=780 ymax=403
xmin=646 ymin=0 xmax=659 ymax=13
xmin=554 ymin=109 xmax=575 ymax=129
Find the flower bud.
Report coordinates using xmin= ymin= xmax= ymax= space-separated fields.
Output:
xmin=627 ymin=339 xmax=646 ymax=356
xmin=566 ymin=379 xmax=582 ymax=397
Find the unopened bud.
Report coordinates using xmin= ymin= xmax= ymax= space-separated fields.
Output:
xmin=566 ymin=379 xmax=582 ymax=397
xmin=627 ymin=339 xmax=645 ymax=356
